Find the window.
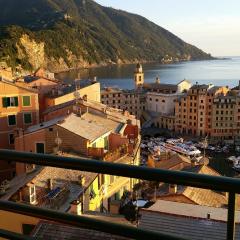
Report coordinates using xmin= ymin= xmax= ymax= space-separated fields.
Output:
xmin=22 ymin=224 xmax=36 ymax=235
xmin=24 ymin=113 xmax=32 ymax=124
xmin=22 ymin=96 xmax=31 ymax=106
xmin=8 ymin=115 xmax=16 ymax=126
xmin=36 ymin=143 xmax=45 ymax=153
xmin=9 ymin=133 xmax=14 ymax=145
xmin=156 ymin=99 xmax=159 ymax=102
xmin=2 ymin=96 xmax=18 ymax=107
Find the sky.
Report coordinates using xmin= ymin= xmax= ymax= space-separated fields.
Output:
xmin=95 ymin=0 xmax=240 ymax=57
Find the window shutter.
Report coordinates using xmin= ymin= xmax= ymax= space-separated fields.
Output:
xmin=7 ymin=97 xmax=10 ymax=106
xmin=14 ymin=97 xmax=19 ymax=106
xmin=23 ymin=96 xmax=30 ymax=106
xmin=2 ymin=97 xmax=7 ymax=107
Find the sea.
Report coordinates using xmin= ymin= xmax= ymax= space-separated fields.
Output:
xmin=56 ymin=57 xmax=240 ymax=90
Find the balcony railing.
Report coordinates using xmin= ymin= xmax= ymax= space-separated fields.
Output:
xmin=0 ymin=149 xmax=240 ymax=239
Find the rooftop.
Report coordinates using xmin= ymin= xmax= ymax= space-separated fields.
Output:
xmin=157 ymin=165 xmax=228 ymax=208
xmin=48 ymin=79 xmax=99 ymax=98
xmin=5 ymin=153 xmax=97 ymax=212
xmin=58 ymin=113 xmax=121 ymax=142
xmin=42 ymin=100 xmax=75 ymax=115
xmin=25 ymin=116 xmax=65 ymax=134
xmin=0 ymin=78 xmax=38 ymax=93
xmin=139 ymin=200 xmax=240 ymax=240
xmin=32 ymin=221 xmax=131 ymax=240
xmin=143 ymin=200 xmax=240 ymax=222
xmin=143 ymin=82 xmax=178 ymax=91
xmin=190 ymin=84 xmax=210 ymax=90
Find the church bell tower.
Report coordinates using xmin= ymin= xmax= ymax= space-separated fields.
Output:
xmin=134 ymin=63 xmax=144 ymax=89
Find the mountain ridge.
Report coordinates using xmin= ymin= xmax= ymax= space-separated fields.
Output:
xmin=0 ymin=0 xmax=213 ymax=74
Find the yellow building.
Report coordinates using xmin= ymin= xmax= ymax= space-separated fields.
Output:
xmin=211 ymin=93 xmax=237 ymax=142
xmin=45 ymin=80 xmax=101 ymax=108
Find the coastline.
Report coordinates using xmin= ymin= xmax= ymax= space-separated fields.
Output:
xmin=54 ymin=58 xmax=215 ymax=75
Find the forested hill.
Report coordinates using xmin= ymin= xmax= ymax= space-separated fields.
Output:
xmin=0 ymin=0 xmax=213 ymax=73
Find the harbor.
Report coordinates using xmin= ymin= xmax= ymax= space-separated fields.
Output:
xmin=141 ymin=135 xmax=238 ymax=177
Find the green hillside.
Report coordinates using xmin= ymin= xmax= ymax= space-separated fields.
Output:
xmin=0 ymin=0 xmax=213 ymax=73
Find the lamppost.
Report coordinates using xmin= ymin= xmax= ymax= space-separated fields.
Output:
xmin=203 ymin=136 xmax=208 ymax=160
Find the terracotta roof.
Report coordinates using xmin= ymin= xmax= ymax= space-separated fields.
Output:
xmin=157 ymin=165 xmax=228 ymax=208
xmin=155 ymin=154 xmax=191 ymax=171
xmin=58 ymin=113 xmax=120 ymax=142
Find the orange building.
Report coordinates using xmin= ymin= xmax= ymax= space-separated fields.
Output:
xmin=175 ymin=84 xmax=228 ymax=137
xmin=0 ymin=79 xmax=39 ymax=180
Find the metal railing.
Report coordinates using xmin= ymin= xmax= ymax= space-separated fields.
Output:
xmin=0 ymin=149 xmax=240 ymax=240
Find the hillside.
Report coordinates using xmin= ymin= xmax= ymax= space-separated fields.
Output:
xmin=0 ymin=0 xmax=213 ymax=73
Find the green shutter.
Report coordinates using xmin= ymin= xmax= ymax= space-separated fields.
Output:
xmin=23 ymin=96 xmax=30 ymax=106
xmin=2 ymin=97 xmax=7 ymax=107
xmin=8 ymin=115 xmax=16 ymax=126
xmin=24 ymin=113 xmax=32 ymax=124
xmin=14 ymin=97 xmax=18 ymax=106
xmin=7 ymin=97 xmax=10 ymax=107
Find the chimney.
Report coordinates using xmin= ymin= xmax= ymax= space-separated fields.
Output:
xmin=19 ymin=187 xmax=23 ymax=202
xmin=169 ymin=184 xmax=177 ymax=194
xmin=69 ymin=200 xmax=82 ymax=215
xmin=78 ymin=175 xmax=85 ymax=187
xmin=48 ymin=178 xmax=54 ymax=190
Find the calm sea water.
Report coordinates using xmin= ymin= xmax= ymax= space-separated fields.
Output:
xmin=56 ymin=57 xmax=240 ymax=90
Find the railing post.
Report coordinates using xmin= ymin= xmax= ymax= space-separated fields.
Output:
xmin=227 ymin=192 xmax=236 ymax=240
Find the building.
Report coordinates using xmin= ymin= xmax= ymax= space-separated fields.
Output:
xmin=101 ymin=64 xmax=191 ymax=123
xmin=44 ymin=79 xmax=100 ymax=110
xmin=13 ymin=99 xmax=140 ymax=213
xmin=139 ymin=200 xmax=240 ymax=240
xmin=23 ymin=68 xmax=101 ymax=120
xmin=101 ymin=88 xmax=145 ymax=119
xmin=0 ymin=78 xmax=39 ymax=180
xmin=175 ymin=84 xmax=229 ymax=136
xmin=146 ymin=79 xmax=191 ymax=115
xmin=211 ymin=92 xmax=237 ymax=142
xmin=144 ymin=79 xmax=191 ymax=129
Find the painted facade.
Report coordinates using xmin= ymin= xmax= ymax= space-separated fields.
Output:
xmin=0 ymin=79 xmax=39 ymax=181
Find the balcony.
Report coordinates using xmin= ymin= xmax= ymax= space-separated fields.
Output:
xmin=0 ymin=149 xmax=240 ymax=239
